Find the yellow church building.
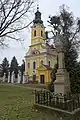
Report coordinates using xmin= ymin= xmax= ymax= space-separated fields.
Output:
xmin=25 ymin=7 xmax=57 ymax=84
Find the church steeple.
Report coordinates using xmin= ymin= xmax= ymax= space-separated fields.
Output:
xmin=33 ymin=5 xmax=43 ymax=25
xmin=31 ymin=5 xmax=45 ymax=45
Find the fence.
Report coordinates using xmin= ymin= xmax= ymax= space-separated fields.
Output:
xmin=35 ymin=90 xmax=80 ymax=112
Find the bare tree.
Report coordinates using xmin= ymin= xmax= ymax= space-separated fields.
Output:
xmin=0 ymin=0 xmax=36 ymax=46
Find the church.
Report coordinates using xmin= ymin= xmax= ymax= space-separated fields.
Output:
xmin=25 ymin=7 xmax=57 ymax=84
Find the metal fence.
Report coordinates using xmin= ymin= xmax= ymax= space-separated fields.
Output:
xmin=35 ymin=90 xmax=80 ymax=112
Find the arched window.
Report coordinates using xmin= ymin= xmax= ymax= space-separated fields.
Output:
xmin=28 ymin=63 xmax=30 ymax=68
xmin=41 ymin=31 xmax=43 ymax=37
xmin=34 ymin=30 xmax=36 ymax=37
xmin=49 ymin=61 xmax=50 ymax=66
xmin=33 ymin=62 xmax=36 ymax=69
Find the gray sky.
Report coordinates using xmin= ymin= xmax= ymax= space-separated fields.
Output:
xmin=0 ymin=0 xmax=80 ymax=65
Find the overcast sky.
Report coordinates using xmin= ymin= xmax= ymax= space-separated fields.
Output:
xmin=0 ymin=0 xmax=80 ymax=65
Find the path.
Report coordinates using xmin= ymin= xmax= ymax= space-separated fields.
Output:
xmin=0 ymin=83 xmax=48 ymax=91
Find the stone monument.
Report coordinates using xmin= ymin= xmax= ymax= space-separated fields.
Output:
xmin=54 ymin=34 xmax=70 ymax=95
xmin=22 ymin=72 xmax=26 ymax=84
xmin=17 ymin=70 xmax=21 ymax=83
xmin=26 ymin=75 xmax=29 ymax=83
xmin=25 ymin=72 xmax=29 ymax=83
xmin=3 ymin=73 xmax=6 ymax=82
xmin=8 ymin=72 xmax=10 ymax=83
xmin=11 ymin=71 xmax=15 ymax=83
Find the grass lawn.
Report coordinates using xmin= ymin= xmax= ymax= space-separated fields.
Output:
xmin=13 ymin=83 xmax=48 ymax=89
xmin=0 ymin=85 xmax=59 ymax=120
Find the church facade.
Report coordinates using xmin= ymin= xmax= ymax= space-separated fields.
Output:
xmin=25 ymin=7 xmax=57 ymax=84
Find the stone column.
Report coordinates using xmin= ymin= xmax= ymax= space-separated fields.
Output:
xmin=58 ymin=50 xmax=65 ymax=69
xmin=8 ymin=72 xmax=10 ymax=83
xmin=54 ymin=36 xmax=70 ymax=95
xmin=11 ymin=71 xmax=15 ymax=83
xmin=3 ymin=73 xmax=6 ymax=82
xmin=17 ymin=70 xmax=21 ymax=83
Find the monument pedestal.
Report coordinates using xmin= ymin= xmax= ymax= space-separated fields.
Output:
xmin=54 ymin=68 xmax=70 ymax=94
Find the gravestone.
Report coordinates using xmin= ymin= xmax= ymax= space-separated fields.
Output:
xmin=3 ymin=73 xmax=6 ymax=82
xmin=11 ymin=71 xmax=15 ymax=83
xmin=8 ymin=72 xmax=10 ymax=83
xmin=22 ymin=72 xmax=26 ymax=84
xmin=17 ymin=70 xmax=21 ymax=83
xmin=26 ymin=75 xmax=29 ymax=83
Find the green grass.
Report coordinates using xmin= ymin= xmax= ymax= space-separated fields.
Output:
xmin=0 ymin=85 xmax=59 ymax=120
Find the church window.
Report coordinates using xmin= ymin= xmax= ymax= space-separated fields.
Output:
xmin=41 ymin=30 xmax=43 ymax=37
xmin=33 ymin=62 xmax=36 ymax=69
xmin=34 ymin=30 xmax=36 ymax=36
xmin=28 ymin=63 xmax=30 ymax=68
xmin=49 ymin=61 xmax=50 ymax=66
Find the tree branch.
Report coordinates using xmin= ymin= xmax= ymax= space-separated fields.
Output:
xmin=0 ymin=21 xmax=33 ymax=37
xmin=0 ymin=0 xmax=35 ymax=43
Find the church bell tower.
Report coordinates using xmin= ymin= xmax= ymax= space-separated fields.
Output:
xmin=30 ymin=6 xmax=45 ymax=47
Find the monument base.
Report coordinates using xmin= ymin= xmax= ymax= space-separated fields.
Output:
xmin=54 ymin=68 xmax=70 ymax=94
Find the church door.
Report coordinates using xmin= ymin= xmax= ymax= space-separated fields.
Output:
xmin=40 ymin=75 xmax=45 ymax=84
